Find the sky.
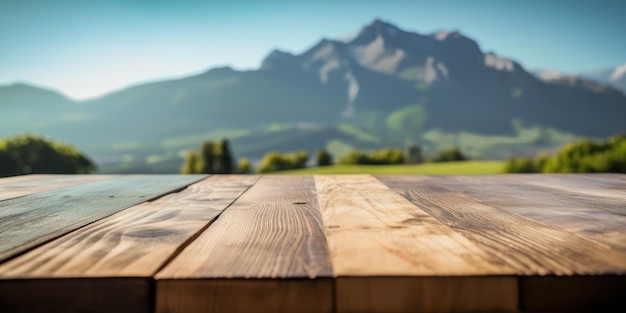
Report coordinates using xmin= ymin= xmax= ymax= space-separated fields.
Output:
xmin=1 ymin=0 xmax=625 ymax=100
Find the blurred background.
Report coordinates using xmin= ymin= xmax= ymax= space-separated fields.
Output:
xmin=1 ymin=0 xmax=625 ymax=176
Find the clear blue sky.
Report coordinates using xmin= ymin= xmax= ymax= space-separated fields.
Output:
xmin=1 ymin=0 xmax=624 ymax=100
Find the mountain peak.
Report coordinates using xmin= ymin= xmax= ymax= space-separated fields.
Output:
xmin=370 ymin=18 xmax=397 ymax=28
xmin=260 ymin=49 xmax=298 ymax=70
xmin=432 ymin=29 xmax=469 ymax=41
xmin=363 ymin=18 xmax=401 ymax=36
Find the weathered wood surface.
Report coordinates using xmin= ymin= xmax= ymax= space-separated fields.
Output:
xmin=0 ymin=173 xmax=624 ymax=313
xmin=0 ymin=174 xmax=206 ymax=263
xmin=0 ymin=175 xmax=256 ymax=278
xmin=379 ymin=175 xmax=626 ymax=275
xmin=379 ymin=174 xmax=626 ymax=312
xmin=0 ymin=175 xmax=254 ymax=313
xmin=0 ymin=174 xmax=117 ymax=201
xmin=511 ymin=173 xmax=626 ymax=201
xmin=395 ymin=175 xmax=626 ymax=252
xmin=156 ymin=175 xmax=333 ymax=313
xmin=315 ymin=175 xmax=517 ymax=312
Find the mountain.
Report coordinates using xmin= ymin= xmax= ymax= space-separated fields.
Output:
xmin=1 ymin=19 xmax=625 ymax=173
xmin=0 ymin=83 xmax=77 ymax=136
xmin=579 ymin=64 xmax=626 ymax=95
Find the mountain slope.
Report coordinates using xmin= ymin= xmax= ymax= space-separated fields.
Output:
xmin=1 ymin=19 xmax=625 ymax=173
xmin=0 ymin=83 xmax=79 ymax=136
xmin=580 ymin=63 xmax=626 ymax=95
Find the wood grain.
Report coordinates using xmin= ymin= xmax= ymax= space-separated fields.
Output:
xmin=0 ymin=175 xmax=255 ymax=313
xmin=156 ymin=175 xmax=333 ymax=313
xmin=315 ymin=174 xmax=516 ymax=313
xmin=0 ymin=174 xmax=206 ymax=263
xmin=379 ymin=175 xmax=626 ymax=275
xmin=0 ymin=174 xmax=117 ymax=201
xmin=0 ymin=175 xmax=257 ymax=278
xmin=422 ymin=174 xmax=626 ymax=252
xmin=380 ymin=175 xmax=626 ymax=312
xmin=1 ymin=173 xmax=624 ymax=313
xmin=513 ymin=173 xmax=626 ymax=202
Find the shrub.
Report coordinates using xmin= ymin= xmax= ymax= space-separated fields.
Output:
xmin=0 ymin=134 xmax=95 ymax=177
xmin=431 ymin=147 xmax=467 ymax=162
xmin=257 ymin=150 xmax=309 ymax=173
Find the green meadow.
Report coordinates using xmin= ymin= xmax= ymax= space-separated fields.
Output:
xmin=280 ymin=161 xmax=504 ymax=175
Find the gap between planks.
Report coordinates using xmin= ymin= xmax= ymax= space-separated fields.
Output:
xmin=0 ymin=174 xmax=206 ymax=263
xmin=418 ymin=174 xmax=626 ymax=252
xmin=155 ymin=175 xmax=334 ymax=313
xmin=378 ymin=174 xmax=626 ymax=312
xmin=314 ymin=174 xmax=517 ymax=313
xmin=0 ymin=175 xmax=256 ymax=313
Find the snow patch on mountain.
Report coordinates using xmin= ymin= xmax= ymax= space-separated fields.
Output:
xmin=610 ymin=64 xmax=626 ymax=81
xmin=484 ymin=53 xmax=514 ymax=72
xmin=534 ymin=69 xmax=565 ymax=81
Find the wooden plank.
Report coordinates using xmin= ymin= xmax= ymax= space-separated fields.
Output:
xmin=419 ymin=174 xmax=626 ymax=252
xmin=0 ymin=174 xmax=117 ymax=201
xmin=156 ymin=175 xmax=333 ymax=313
xmin=513 ymin=173 xmax=626 ymax=201
xmin=0 ymin=175 xmax=257 ymax=313
xmin=0 ymin=174 xmax=257 ymax=277
xmin=379 ymin=175 xmax=626 ymax=275
xmin=380 ymin=175 xmax=626 ymax=312
xmin=0 ymin=174 xmax=207 ymax=262
xmin=314 ymin=175 xmax=516 ymax=313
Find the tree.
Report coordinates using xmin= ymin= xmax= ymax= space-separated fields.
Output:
xmin=257 ymin=151 xmax=284 ymax=173
xmin=257 ymin=150 xmax=309 ymax=173
xmin=236 ymin=157 xmax=252 ymax=174
xmin=338 ymin=150 xmax=370 ymax=165
xmin=503 ymin=134 xmax=626 ymax=173
xmin=406 ymin=144 xmax=423 ymax=164
xmin=292 ymin=151 xmax=309 ymax=169
xmin=316 ymin=149 xmax=333 ymax=166
xmin=181 ymin=150 xmax=200 ymax=174
xmin=542 ymin=134 xmax=626 ymax=173
xmin=371 ymin=148 xmax=404 ymax=164
xmin=217 ymin=139 xmax=234 ymax=174
xmin=0 ymin=134 xmax=95 ymax=177
xmin=431 ymin=147 xmax=467 ymax=162
xmin=338 ymin=148 xmax=405 ymax=165
xmin=503 ymin=157 xmax=538 ymax=173
xmin=200 ymin=141 xmax=215 ymax=174
xmin=180 ymin=138 xmax=237 ymax=174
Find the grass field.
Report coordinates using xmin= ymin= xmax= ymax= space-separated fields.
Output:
xmin=280 ymin=161 xmax=504 ymax=175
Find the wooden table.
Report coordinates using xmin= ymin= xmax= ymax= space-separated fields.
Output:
xmin=0 ymin=174 xmax=625 ymax=312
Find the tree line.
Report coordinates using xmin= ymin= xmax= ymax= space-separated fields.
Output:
xmin=181 ymin=139 xmax=252 ymax=174
xmin=179 ymin=140 xmax=472 ymax=174
xmin=504 ymin=133 xmax=626 ymax=173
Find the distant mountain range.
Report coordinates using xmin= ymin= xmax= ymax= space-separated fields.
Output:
xmin=534 ymin=63 xmax=626 ymax=95
xmin=1 ymin=19 xmax=625 ymax=173
xmin=580 ymin=64 xmax=626 ymax=94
